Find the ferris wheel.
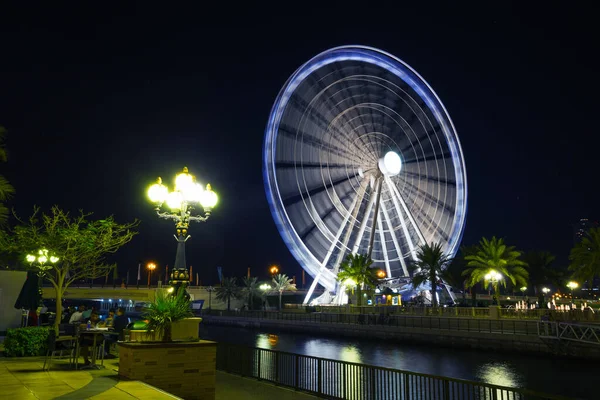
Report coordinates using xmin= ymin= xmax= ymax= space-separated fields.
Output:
xmin=263 ymin=46 xmax=467 ymax=304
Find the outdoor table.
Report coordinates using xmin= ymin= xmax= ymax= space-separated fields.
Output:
xmin=78 ymin=329 xmax=108 ymax=369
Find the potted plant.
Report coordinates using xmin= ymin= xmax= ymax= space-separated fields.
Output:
xmin=119 ymin=288 xmax=217 ymax=400
xmin=143 ymin=288 xmax=193 ymax=341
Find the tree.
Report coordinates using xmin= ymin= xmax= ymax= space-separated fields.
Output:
xmin=242 ymin=276 xmax=259 ymax=310
xmin=271 ymin=273 xmax=296 ymax=311
xmin=0 ymin=206 xmax=139 ymax=329
xmin=445 ymin=245 xmax=478 ymax=305
xmin=410 ymin=242 xmax=453 ymax=307
xmin=523 ymin=251 xmax=560 ymax=308
xmin=463 ymin=237 xmax=528 ymax=305
xmin=569 ymin=227 xmax=600 ymax=286
xmin=0 ymin=126 xmax=15 ymax=226
xmin=215 ymin=277 xmax=240 ymax=311
xmin=337 ymin=253 xmax=379 ymax=306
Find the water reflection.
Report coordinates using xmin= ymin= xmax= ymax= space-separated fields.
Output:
xmin=477 ymin=362 xmax=520 ymax=388
xmin=202 ymin=325 xmax=596 ymax=399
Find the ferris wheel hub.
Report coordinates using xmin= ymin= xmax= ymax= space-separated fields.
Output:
xmin=378 ymin=151 xmax=402 ymax=176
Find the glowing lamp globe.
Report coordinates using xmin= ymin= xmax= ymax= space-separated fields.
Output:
xmin=378 ymin=151 xmax=402 ymax=176
xmin=184 ymin=182 xmax=204 ymax=202
xmin=166 ymin=191 xmax=183 ymax=210
xmin=148 ymin=181 xmax=168 ymax=203
xmin=38 ymin=255 xmax=47 ymax=264
xmin=26 ymin=254 xmax=36 ymax=263
xmin=175 ymin=167 xmax=194 ymax=192
xmin=50 ymin=256 xmax=59 ymax=263
xmin=200 ymin=184 xmax=218 ymax=209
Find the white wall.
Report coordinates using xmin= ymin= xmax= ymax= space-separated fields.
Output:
xmin=0 ymin=271 xmax=27 ymax=333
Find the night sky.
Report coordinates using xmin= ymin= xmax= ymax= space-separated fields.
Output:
xmin=0 ymin=4 xmax=596 ymax=284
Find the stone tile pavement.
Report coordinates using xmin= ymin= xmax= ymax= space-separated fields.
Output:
xmin=0 ymin=356 xmax=319 ymax=399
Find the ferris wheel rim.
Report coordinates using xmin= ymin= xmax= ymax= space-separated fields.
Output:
xmin=263 ymin=45 xmax=468 ymax=292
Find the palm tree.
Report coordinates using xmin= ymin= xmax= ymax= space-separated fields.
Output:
xmin=215 ymin=277 xmax=241 ymax=311
xmin=242 ymin=276 xmax=259 ymax=310
xmin=523 ymin=251 xmax=560 ymax=308
xmin=446 ymin=245 xmax=479 ymax=306
xmin=0 ymin=126 xmax=15 ymax=225
xmin=337 ymin=253 xmax=379 ymax=306
xmin=144 ymin=288 xmax=192 ymax=341
xmin=463 ymin=237 xmax=528 ymax=305
xmin=410 ymin=243 xmax=453 ymax=307
xmin=569 ymin=227 xmax=600 ymax=287
xmin=271 ymin=273 xmax=296 ymax=310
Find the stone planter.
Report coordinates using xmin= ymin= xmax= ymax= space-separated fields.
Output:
xmin=128 ymin=317 xmax=202 ymax=342
xmin=119 ymin=340 xmax=217 ymax=400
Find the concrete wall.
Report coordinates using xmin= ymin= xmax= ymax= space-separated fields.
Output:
xmin=0 ymin=271 xmax=27 ymax=333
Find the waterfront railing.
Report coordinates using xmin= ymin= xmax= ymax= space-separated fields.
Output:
xmin=206 ymin=310 xmax=541 ymax=335
xmin=216 ymin=343 xmax=573 ymax=400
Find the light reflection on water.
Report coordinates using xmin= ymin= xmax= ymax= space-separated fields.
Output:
xmin=201 ymin=325 xmax=595 ymax=399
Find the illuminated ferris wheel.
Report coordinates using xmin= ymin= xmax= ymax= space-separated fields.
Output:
xmin=263 ymin=46 xmax=467 ymax=303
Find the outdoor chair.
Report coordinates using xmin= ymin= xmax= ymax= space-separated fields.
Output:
xmin=43 ymin=330 xmax=76 ymax=371
xmin=74 ymin=330 xmax=106 ymax=369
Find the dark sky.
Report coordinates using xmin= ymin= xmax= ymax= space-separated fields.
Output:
xmin=0 ymin=3 xmax=597 ymax=283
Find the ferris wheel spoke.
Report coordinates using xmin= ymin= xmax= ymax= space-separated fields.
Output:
xmin=380 ymin=198 xmax=409 ymax=276
xmin=402 ymin=170 xmax=456 ymax=186
xmin=376 ymin=207 xmax=392 ymax=279
xmin=398 ymin=177 xmax=454 ymax=215
xmin=403 ymin=151 xmax=451 ymax=164
xmin=276 ymin=161 xmax=357 ymax=170
xmin=282 ymin=174 xmax=358 ymax=207
xmin=386 ymin=176 xmax=427 ymax=247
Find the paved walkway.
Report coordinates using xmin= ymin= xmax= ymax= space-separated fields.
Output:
xmin=0 ymin=356 xmax=318 ymax=399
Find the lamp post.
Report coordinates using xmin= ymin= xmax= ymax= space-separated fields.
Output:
xmin=147 ymin=263 xmax=156 ymax=288
xmin=269 ymin=265 xmax=279 ymax=277
xmin=206 ymin=286 xmax=214 ymax=311
xmin=484 ymin=270 xmax=503 ymax=305
xmin=260 ymin=284 xmax=272 ymax=311
xmin=147 ymin=167 xmax=218 ymax=295
xmin=567 ymin=281 xmax=578 ymax=301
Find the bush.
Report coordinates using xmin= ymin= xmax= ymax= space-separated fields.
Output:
xmin=3 ymin=327 xmax=50 ymax=357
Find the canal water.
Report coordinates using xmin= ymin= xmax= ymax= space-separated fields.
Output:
xmin=200 ymin=324 xmax=594 ymax=399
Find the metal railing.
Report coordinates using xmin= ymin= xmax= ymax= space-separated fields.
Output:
xmin=216 ymin=343 xmax=573 ymax=400
xmin=205 ymin=310 xmax=540 ymax=336
xmin=538 ymin=321 xmax=600 ymax=345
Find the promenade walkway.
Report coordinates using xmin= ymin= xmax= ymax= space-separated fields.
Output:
xmin=0 ymin=356 xmax=318 ymax=399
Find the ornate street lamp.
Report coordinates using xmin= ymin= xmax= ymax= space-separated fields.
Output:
xmin=484 ymin=270 xmax=503 ymax=305
xmin=147 ymin=166 xmax=218 ymax=294
xmin=26 ymin=249 xmax=60 ymax=281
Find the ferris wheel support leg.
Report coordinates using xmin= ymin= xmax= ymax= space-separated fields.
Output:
xmin=303 ymin=271 xmax=322 ymax=305
xmin=376 ymin=207 xmax=392 ymax=278
xmin=366 ymin=177 xmax=384 ymax=259
xmin=352 ymin=178 xmax=378 ymax=255
xmin=385 ymin=177 xmax=419 ymax=261
xmin=380 ymin=198 xmax=409 ymax=276
xmin=387 ymin=176 xmax=427 ymax=246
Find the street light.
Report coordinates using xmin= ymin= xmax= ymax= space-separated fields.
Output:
xmin=269 ymin=266 xmax=279 ymax=276
xmin=147 ymin=263 xmax=156 ymax=287
xmin=260 ymin=283 xmax=271 ymax=292
xmin=26 ymin=249 xmax=60 ymax=274
xmin=376 ymin=270 xmax=386 ymax=279
xmin=147 ymin=167 xmax=218 ymax=294
xmin=520 ymin=286 xmax=527 ymax=297
xmin=567 ymin=281 xmax=578 ymax=300
xmin=484 ymin=270 xmax=503 ymax=305
xmin=206 ymin=286 xmax=214 ymax=311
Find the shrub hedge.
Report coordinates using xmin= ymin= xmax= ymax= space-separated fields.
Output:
xmin=3 ymin=327 xmax=50 ymax=357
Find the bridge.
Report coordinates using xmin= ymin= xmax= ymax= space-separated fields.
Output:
xmin=41 ymin=286 xmax=322 ymax=310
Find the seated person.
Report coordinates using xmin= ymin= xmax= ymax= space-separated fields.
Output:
xmin=112 ymin=307 xmax=129 ymax=338
xmin=104 ymin=310 xmax=115 ymax=327
xmin=78 ymin=312 xmax=102 ymax=365
xmin=82 ymin=306 xmax=93 ymax=320
xmin=69 ymin=306 xmax=85 ymax=324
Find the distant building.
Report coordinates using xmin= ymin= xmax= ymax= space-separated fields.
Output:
xmin=574 ymin=218 xmax=599 ymax=244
